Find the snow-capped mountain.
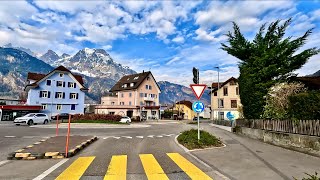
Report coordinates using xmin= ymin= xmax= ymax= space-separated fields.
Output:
xmin=53 ymin=48 xmax=136 ymax=79
xmin=40 ymin=50 xmax=60 ymax=64
xmin=60 ymin=53 xmax=70 ymax=59
xmin=2 ymin=43 xmax=41 ymax=58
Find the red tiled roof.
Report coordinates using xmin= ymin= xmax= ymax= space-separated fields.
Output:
xmin=176 ymin=100 xmax=192 ymax=109
xmin=26 ymin=66 xmax=86 ymax=89
xmin=210 ymin=77 xmax=238 ymax=93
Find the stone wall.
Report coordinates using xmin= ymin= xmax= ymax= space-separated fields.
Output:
xmin=235 ymin=127 xmax=320 ymax=157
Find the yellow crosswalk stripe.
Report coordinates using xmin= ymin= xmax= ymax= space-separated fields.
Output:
xmin=139 ymin=154 xmax=169 ymax=180
xmin=104 ymin=155 xmax=127 ymax=180
xmin=167 ymin=153 xmax=212 ymax=180
xmin=55 ymin=156 xmax=95 ymax=180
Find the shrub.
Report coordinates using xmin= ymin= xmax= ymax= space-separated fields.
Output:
xmin=177 ymin=129 xmax=223 ymax=149
xmin=288 ymin=91 xmax=320 ymax=120
xmin=72 ymin=114 xmax=122 ymax=122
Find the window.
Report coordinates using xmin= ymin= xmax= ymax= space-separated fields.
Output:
xmin=39 ymin=91 xmax=50 ymax=98
xmin=140 ymin=101 xmax=144 ymax=105
xmin=56 ymin=81 xmax=64 ymax=87
xmin=236 ymin=87 xmax=239 ymax=95
xmin=70 ymin=93 xmax=77 ymax=99
xmin=129 ymin=101 xmax=132 ymax=105
xmin=149 ymin=86 xmax=152 ymax=90
xmin=231 ymin=100 xmax=237 ymax=108
xmin=68 ymin=82 xmax=76 ymax=88
xmin=140 ymin=93 xmax=143 ymax=97
xmin=123 ymin=84 xmax=127 ymax=88
xmin=46 ymin=80 xmax=51 ymax=86
xmin=121 ymin=93 xmax=124 ymax=98
xmin=56 ymin=104 xmax=62 ymax=111
xmin=130 ymin=83 xmax=134 ymax=87
xmin=144 ymin=93 xmax=147 ymax=97
xmin=219 ymin=112 xmax=224 ymax=120
xmin=129 ymin=92 xmax=132 ymax=97
xmin=223 ymin=87 xmax=228 ymax=96
xmin=41 ymin=104 xmax=47 ymax=110
xmin=218 ymin=99 xmax=224 ymax=108
xmin=214 ymin=92 xmax=217 ymax=96
xmin=111 ymin=102 xmax=115 ymax=105
xmin=109 ymin=112 xmax=115 ymax=115
xmin=146 ymin=85 xmax=148 ymax=89
xmin=55 ymin=92 xmax=64 ymax=99
xmin=152 ymin=111 xmax=156 ymax=115
xmin=147 ymin=77 xmax=150 ymax=81
xmin=120 ymin=102 xmax=125 ymax=105
xmin=59 ymin=73 xmax=64 ymax=77
xmin=230 ymin=81 xmax=237 ymax=85
xmin=71 ymin=104 xmax=76 ymax=110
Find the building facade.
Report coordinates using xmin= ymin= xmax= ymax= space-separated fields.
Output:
xmin=174 ymin=100 xmax=196 ymax=120
xmin=95 ymin=71 xmax=161 ymax=120
xmin=25 ymin=66 xmax=87 ymax=117
xmin=211 ymin=77 xmax=242 ymax=120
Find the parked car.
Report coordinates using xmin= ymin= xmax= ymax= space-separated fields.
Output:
xmin=193 ymin=116 xmax=204 ymax=121
xmin=14 ymin=113 xmax=49 ymax=126
xmin=120 ymin=116 xmax=131 ymax=124
xmin=51 ymin=113 xmax=71 ymax=122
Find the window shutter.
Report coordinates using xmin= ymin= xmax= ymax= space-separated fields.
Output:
xmin=76 ymin=93 xmax=79 ymax=99
xmin=63 ymin=82 xmax=65 ymax=87
xmin=56 ymin=81 xmax=59 ymax=86
xmin=55 ymin=92 xmax=58 ymax=98
xmin=39 ymin=91 xmax=42 ymax=97
xmin=63 ymin=92 xmax=65 ymax=99
xmin=69 ymin=93 xmax=72 ymax=99
xmin=68 ymin=82 xmax=70 ymax=87
xmin=48 ymin=91 xmax=51 ymax=98
xmin=74 ymin=83 xmax=76 ymax=88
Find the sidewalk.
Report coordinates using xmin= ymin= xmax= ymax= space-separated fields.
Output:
xmin=31 ymin=123 xmax=151 ymax=129
xmin=191 ymin=124 xmax=320 ymax=180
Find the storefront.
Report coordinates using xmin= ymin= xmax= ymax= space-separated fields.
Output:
xmin=0 ymin=105 xmax=42 ymax=121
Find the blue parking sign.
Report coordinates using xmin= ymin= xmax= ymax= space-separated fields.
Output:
xmin=192 ymin=101 xmax=205 ymax=113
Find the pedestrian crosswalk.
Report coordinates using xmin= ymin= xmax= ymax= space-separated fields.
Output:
xmin=52 ymin=153 xmax=212 ymax=180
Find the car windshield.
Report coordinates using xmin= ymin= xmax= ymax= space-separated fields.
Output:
xmin=24 ymin=114 xmax=35 ymax=117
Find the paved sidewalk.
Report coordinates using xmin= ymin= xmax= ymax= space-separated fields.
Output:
xmin=191 ymin=124 xmax=320 ymax=180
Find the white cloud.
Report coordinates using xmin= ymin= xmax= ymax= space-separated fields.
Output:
xmin=166 ymin=57 xmax=181 ymax=65
xmin=33 ymin=1 xmax=104 ymax=14
xmin=172 ymin=36 xmax=185 ymax=43
xmin=102 ymin=45 xmax=112 ymax=50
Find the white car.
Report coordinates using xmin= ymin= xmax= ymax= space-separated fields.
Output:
xmin=14 ymin=113 xmax=49 ymax=126
xmin=120 ymin=116 xmax=131 ymax=124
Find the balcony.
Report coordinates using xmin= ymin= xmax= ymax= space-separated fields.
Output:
xmin=143 ymin=97 xmax=156 ymax=101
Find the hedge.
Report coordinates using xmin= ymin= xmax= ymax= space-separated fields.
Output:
xmin=288 ymin=91 xmax=320 ymax=120
xmin=72 ymin=114 xmax=122 ymax=122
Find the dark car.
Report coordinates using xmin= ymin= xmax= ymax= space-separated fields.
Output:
xmin=51 ymin=113 xmax=71 ymax=121
xmin=193 ymin=116 xmax=204 ymax=121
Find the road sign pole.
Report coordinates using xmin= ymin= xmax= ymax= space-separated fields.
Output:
xmin=197 ymin=112 xmax=200 ymax=141
xmin=65 ymin=114 xmax=71 ymax=158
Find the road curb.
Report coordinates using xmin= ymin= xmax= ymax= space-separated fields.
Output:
xmin=7 ymin=136 xmax=98 ymax=160
xmin=174 ymin=134 xmax=230 ymax=180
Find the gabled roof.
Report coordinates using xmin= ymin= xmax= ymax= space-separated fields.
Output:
xmin=25 ymin=66 xmax=87 ymax=91
xmin=176 ymin=100 xmax=192 ymax=109
xmin=209 ymin=77 xmax=238 ymax=93
xmin=110 ymin=71 xmax=160 ymax=92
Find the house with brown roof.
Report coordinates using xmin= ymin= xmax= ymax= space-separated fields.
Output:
xmin=210 ymin=77 xmax=242 ymax=120
xmin=173 ymin=100 xmax=196 ymax=120
xmin=95 ymin=71 xmax=161 ymax=120
xmin=25 ymin=66 xmax=88 ymax=117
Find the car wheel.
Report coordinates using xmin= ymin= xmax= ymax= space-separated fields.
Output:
xmin=27 ymin=120 xmax=34 ymax=126
xmin=15 ymin=124 xmax=20 ymax=126
xmin=126 ymin=120 xmax=130 ymax=124
xmin=43 ymin=119 xmax=49 ymax=124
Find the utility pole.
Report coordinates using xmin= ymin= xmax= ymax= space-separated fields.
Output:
xmin=214 ymin=66 xmax=220 ymax=120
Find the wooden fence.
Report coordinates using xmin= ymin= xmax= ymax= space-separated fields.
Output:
xmin=236 ymin=119 xmax=320 ymax=137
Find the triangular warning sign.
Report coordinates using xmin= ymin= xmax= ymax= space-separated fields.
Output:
xmin=190 ymin=84 xmax=207 ymax=100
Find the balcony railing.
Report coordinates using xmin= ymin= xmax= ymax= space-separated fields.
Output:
xmin=143 ymin=97 xmax=155 ymax=101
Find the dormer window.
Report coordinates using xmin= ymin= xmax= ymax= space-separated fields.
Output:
xmin=127 ymin=78 xmax=130 ymax=81
xmin=130 ymin=83 xmax=134 ymax=87
xmin=59 ymin=73 xmax=64 ymax=77
xmin=134 ymin=76 xmax=139 ymax=80
xmin=123 ymin=84 xmax=127 ymax=88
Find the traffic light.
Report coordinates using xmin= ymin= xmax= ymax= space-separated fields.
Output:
xmin=192 ymin=67 xmax=199 ymax=84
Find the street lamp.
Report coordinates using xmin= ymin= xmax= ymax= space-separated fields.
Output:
xmin=214 ymin=66 xmax=220 ymax=120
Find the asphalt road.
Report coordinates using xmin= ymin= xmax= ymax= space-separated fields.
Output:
xmin=0 ymin=121 xmax=319 ymax=180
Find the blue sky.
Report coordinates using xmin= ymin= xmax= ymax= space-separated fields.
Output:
xmin=0 ymin=1 xmax=320 ymax=86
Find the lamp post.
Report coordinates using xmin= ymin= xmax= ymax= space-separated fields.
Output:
xmin=214 ymin=66 xmax=220 ymax=120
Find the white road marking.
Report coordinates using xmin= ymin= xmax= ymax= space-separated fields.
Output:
xmin=147 ymin=135 xmax=154 ymax=138
xmin=113 ymin=136 xmax=121 ymax=139
xmin=156 ymin=135 xmax=163 ymax=138
xmin=122 ymin=136 xmax=133 ymax=139
xmin=22 ymin=136 xmax=37 ymax=138
xmin=103 ymin=136 xmax=111 ymax=139
xmin=0 ymin=160 xmax=9 ymax=167
xmin=33 ymin=159 xmax=69 ymax=180
xmin=4 ymin=136 xmax=16 ymax=138
xmin=136 ymin=136 xmax=144 ymax=138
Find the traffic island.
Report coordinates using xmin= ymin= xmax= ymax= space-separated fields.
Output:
xmin=177 ymin=129 xmax=224 ymax=150
xmin=7 ymin=135 xmax=98 ymax=160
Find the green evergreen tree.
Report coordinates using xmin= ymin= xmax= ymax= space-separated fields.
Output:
xmin=221 ymin=19 xmax=319 ymax=119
